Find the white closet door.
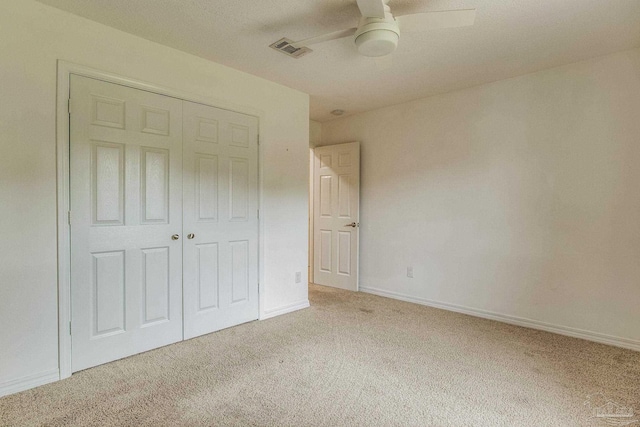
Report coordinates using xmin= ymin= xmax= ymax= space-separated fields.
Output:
xmin=182 ymin=101 xmax=259 ymax=339
xmin=70 ymin=75 xmax=183 ymax=372
xmin=313 ymin=142 xmax=360 ymax=291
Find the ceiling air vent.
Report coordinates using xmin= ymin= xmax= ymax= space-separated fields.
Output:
xmin=269 ymin=38 xmax=312 ymax=58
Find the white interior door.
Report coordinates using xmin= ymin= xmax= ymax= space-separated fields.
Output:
xmin=313 ymin=142 xmax=360 ymax=291
xmin=70 ymin=75 xmax=183 ymax=372
xmin=182 ymin=101 xmax=259 ymax=339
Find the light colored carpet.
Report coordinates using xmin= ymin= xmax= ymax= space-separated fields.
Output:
xmin=1 ymin=284 xmax=639 ymax=426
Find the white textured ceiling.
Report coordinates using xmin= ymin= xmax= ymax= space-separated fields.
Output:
xmin=37 ymin=0 xmax=640 ymax=122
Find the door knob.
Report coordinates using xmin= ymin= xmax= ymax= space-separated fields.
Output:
xmin=187 ymin=233 xmax=195 ymax=239
xmin=171 ymin=234 xmax=180 ymax=240
xmin=344 ymin=222 xmax=357 ymax=228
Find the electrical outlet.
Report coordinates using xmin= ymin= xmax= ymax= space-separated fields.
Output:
xmin=295 ymin=271 xmax=302 ymax=284
xmin=407 ymin=267 xmax=413 ymax=278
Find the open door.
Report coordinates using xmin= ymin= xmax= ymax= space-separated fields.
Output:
xmin=312 ymin=142 xmax=360 ymax=291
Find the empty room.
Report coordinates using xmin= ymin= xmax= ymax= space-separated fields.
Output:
xmin=1 ymin=0 xmax=639 ymax=426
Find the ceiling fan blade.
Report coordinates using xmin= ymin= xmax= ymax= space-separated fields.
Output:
xmin=291 ymin=28 xmax=358 ymax=48
xmin=356 ymin=0 xmax=386 ymax=19
xmin=396 ymin=9 xmax=476 ymax=32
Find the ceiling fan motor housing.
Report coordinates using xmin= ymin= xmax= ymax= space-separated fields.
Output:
xmin=354 ymin=14 xmax=400 ymax=57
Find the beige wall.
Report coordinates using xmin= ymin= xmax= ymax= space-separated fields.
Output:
xmin=321 ymin=48 xmax=640 ymax=348
xmin=0 ymin=1 xmax=309 ymax=394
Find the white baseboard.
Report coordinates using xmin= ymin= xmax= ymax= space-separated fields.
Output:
xmin=360 ymin=286 xmax=640 ymax=352
xmin=261 ymin=300 xmax=310 ymax=320
xmin=0 ymin=369 xmax=59 ymax=398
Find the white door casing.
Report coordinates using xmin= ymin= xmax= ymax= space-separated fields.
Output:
xmin=70 ymin=75 xmax=184 ymax=372
xmin=57 ymin=63 xmax=266 ymax=379
xmin=313 ymin=142 xmax=360 ymax=291
xmin=182 ymin=101 xmax=259 ymax=339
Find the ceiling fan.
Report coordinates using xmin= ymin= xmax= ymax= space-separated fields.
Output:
xmin=269 ymin=0 xmax=476 ymax=59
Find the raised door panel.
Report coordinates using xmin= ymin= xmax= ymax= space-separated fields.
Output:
xmin=196 ymin=118 xmax=219 ymax=144
xmin=230 ymin=240 xmax=249 ymax=304
xmin=196 ymin=243 xmax=219 ymax=311
xmin=92 ymin=95 xmax=125 ymax=129
xmin=196 ymin=154 xmax=219 ymax=222
xmin=320 ymin=176 xmax=332 ymax=217
xmin=319 ymin=230 xmax=332 ymax=273
xmin=92 ymin=142 xmax=124 ymax=226
xmin=141 ymin=247 xmax=170 ymax=325
xmin=338 ymin=152 xmax=352 ymax=167
xmin=141 ymin=148 xmax=169 ymax=224
xmin=338 ymin=174 xmax=351 ymax=219
xmin=337 ymin=231 xmax=352 ymax=276
xmin=230 ymin=124 xmax=249 ymax=148
xmin=320 ymin=154 xmax=332 ymax=169
xmin=229 ymin=157 xmax=249 ymax=221
xmin=141 ymin=106 xmax=170 ymax=136
xmin=91 ymin=251 xmax=126 ymax=337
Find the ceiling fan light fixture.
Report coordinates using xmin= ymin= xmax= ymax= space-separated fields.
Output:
xmin=278 ymin=0 xmax=476 ymax=60
xmin=355 ymin=29 xmax=398 ymax=57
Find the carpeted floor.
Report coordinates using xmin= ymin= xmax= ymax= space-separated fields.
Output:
xmin=1 ymin=284 xmax=639 ymax=426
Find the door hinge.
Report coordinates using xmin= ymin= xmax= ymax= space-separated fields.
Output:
xmin=68 ymin=98 xmax=72 ymax=115
xmin=69 ymin=321 xmax=72 ymax=335
xmin=257 ymin=209 xmax=260 ymax=219
xmin=68 ymin=211 xmax=71 ymax=225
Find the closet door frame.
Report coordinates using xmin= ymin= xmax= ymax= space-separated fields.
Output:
xmin=56 ymin=61 xmax=265 ymax=380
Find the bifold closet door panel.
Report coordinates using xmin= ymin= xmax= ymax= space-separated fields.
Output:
xmin=70 ymin=75 xmax=184 ymax=372
xmin=182 ymin=101 xmax=259 ymax=340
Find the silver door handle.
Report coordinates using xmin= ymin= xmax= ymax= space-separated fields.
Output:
xmin=344 ymin=222 xmax=357 ymax=228
xmin=171 ymin=234 xmax=180 ymax=240
xmin=187 ymin=233 xmax=195 ymax=239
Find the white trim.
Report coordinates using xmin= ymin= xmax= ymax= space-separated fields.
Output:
xmin=260 ymin=300 xmax=310 ymax=320
xmin=56 ymin=62 xmax=72 ymax=380
xmin=308 ymin=148 xmax=314 ymax=286
xmin=57 ymin=60 xmax=266 ymax=381
xmin=0 ymin=369 xmax=60 ymax=398
xmin=360 ymin=286 xmax=640 ymax=352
